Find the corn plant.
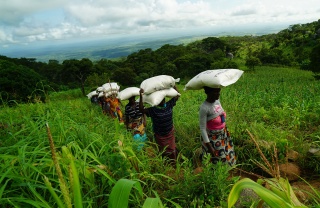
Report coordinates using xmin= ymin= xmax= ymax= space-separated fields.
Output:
xmin=228 ymin=177 xmax=307 ymax=208
xmin=108 ymin=178 xmax=164 ymax=208
xmin=1 ymin=66 xmax=320 ymax=207
xmin=228 ymin=129 xmax=307 ymax=207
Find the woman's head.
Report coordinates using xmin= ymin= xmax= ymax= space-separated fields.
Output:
xmin=204 ymin=86 xmax=221 ymax=101
xmin=204 ymin=86 xmax=220 ymax=94
xmin=128 ymin=96 xmax=136 ymax=104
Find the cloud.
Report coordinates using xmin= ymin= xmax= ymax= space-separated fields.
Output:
xmin=0 ymin=29 xmax=14 ymax=43
xmin=0 ymin=0 xmax=319 ymax=48
xmin=0 ymin=0 xmax=66 ymax=25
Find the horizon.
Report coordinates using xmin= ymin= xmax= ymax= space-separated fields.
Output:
xmin=1 ymin=0 xmax=319 ymax=61
xmin=0 ymin=21 xmax=295 ymax=62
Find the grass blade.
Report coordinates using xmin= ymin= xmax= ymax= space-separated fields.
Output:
xmin=108 ymin=179 xmax=143 ymax=208
xmin=228 ymin=178 xmax=295 ymax=208
xmin=44 ymin=176 xmax=65 ymax=208
xmin=68 ymin=149 xmax=83 ymax=208
xmin=27 ymin=183 xmax=52 ymax=208
xmin=0 ymin=168 xmax=12 ymax=199
xmin=142 ymin=198 xmax=160 ymax=208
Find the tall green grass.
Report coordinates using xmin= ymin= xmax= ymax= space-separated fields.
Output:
xmin=0 ymin=66 xmax=319 ymax=207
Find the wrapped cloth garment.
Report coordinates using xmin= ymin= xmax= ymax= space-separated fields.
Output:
xmin=106 ymin=97 xmax=123 ymax=121
xmin=154 ymin=128 xmax=178 ymax=160
xmin=202 ymin=127 xmax=236 ymax=166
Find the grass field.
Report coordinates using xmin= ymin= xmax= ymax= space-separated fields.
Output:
xmin=1 ymin=66 xmax=319 ymax=207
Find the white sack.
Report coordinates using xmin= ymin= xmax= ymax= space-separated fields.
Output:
xmin=105 ymin=91 xmax=118 ymax=98
xmin=86 ymin=91 xmax=98 ymax=99
xmin=184 ymin=69 xmax=244 ymax=90
xmin=102 ymin=82 xmax=120 ymax=93
xmin=117 ymin=87 xmax=140 ymax=101
xmin=140 ymin=75 xmax=180 ymax=95
xmin=139 ymin=88 xmax=180 ymax=106
xmin=96 ymin=86 xmax=105 ymax=92
xmin=98 ymin=92 xmax=105 ymax=98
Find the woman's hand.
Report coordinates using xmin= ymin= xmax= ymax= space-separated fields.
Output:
xmin=205 ymin=142 xmax=215 ymax=157
xmin=139 ymin=88 xmax=147 ymax=114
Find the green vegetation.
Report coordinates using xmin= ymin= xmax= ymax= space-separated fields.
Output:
xmin=1 ymin=65 xmax=320 ymax=207
xmin=1 ymin=19 xmax=320 ymax=207
xmin=1 ymin=20 xmax=320 ymax=104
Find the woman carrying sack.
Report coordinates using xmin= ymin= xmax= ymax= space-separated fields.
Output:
xmin=125 ymin=96 xmax=147 ymax=150
xmin=199 ymin=86 xmax=236 ymax=166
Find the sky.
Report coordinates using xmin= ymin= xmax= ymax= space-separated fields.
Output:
xmin=1 ymin=0 xmax=320 ymax=52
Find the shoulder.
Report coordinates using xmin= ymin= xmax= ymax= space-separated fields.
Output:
xmin=200 ymin=101 xmax=209 ymax=108
xmin=199 ymin=101 xmax=210 ymax=111
xmin=167 ymin=97 xmax=176 ymax=106
xmin=215 ymin=99 xmax=222 ymax=105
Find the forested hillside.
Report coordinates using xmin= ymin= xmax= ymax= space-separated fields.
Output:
xmin=1 ymin=19 xmax=320 ymax=105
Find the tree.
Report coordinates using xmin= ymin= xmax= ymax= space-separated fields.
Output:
xmin=44 ymin=59 xmax=63 ymax=89
xmin=0 ymin=60 xmax=44 ymax=104
xmin=201 ymin=37 xmax=226 ymax=53
xmin=78 ymin=58 xmax=93 ymax=95
xmin=61 ymin=58 xmax=93 ymax=96
xmin=125 ymin=48 xmax=155 ymax=74
xmin=154 ymin=44 xmax=186 ymax=65
xmin=174 ymin=53 xmax=212 ymax=78
xmin=309 ymin=43 xmax=320 ymax=76
xmin=160 ymin=62 xmax=178 ymax=76
xmin=211 ymin=49 xmax=226 ymax=61
xmin=139 ymin=62 xmax=157 ymax=77
xmin=211 ymin=60 xmax=239 ymax=69
xmin=112 ymin=67 xmax=137 ymax=86
xmin=245 ymin=57 xmax=261 ymax=71
xmin=93 ymin=59 xmax=119 ymax=75
xmin=85 ymin=73 xmax=111 ymax=89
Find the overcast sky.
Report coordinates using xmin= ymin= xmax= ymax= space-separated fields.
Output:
xmin=1 ymin=0 xmax=319 ymax=50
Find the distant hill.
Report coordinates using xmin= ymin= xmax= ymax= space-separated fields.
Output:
xmin=2 ymin=35 xmax=205 ymax=63
xmin=1 ymin=24 xmax=289 ymax=63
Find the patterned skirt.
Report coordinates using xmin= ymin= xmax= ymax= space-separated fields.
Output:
xmin=202 ymin=127 xmax=236 ymax=166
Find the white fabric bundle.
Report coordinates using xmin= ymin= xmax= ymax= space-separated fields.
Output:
xmin=96 ymin=86 xmax=105 ymax=92
xmin=102 ymin=82 xmax=120 ymax=93
xmin=184 ymin=69 xmax=244 ymax=90
xmin=138 ymin=88 xmax=180 ymax=106
xmin=117 ymin=87 xmax=140 ymax=101
xmin=140 ymin=75 xmax=180 ymax=95
xmin=98 ymin=91 xmax=105 ymax=98
xmin=86 ymin=91 xmax=98 ymax=99
xmin=105 ymin=91 xmax=118 ymax=97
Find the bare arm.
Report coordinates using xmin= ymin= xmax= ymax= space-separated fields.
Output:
xmin=139 ymin=88 xmax=148 ymax=114
xmin=173 ymin=85 xmax=180 ymax=101
xmin=205 ymin=142 xmax=215 ymax=156
xmin=125 ymin=113 xmax=129 ymax=129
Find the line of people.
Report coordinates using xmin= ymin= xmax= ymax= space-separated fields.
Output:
xmin=98 ymin=94 xmax=124 ymax=123
xmin=89 ymin=84 xmax=236 ymax=167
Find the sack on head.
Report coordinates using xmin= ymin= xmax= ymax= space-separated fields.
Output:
xmin=86 ymin=91 xmax=98 ymax=99
xmin=96 ymin=86 xmax=105 ymax=93
xmin=102 ymin=82 xmax=120 ymax=93
xmin=138 ymin=87 xmax=180 ymax=106
xmin=117 ymin=87 xmax=140 ymax=100
xmin=140 ymin=75 xmax=180 ymax=95
xmin=105 ymin=91 xmax=118 ymax=98
xmin=184 ymin=69 xmax=244 ymax=90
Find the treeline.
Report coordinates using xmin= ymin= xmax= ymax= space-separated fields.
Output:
xmin=1 ymin=19 xmax=320 ymax=104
